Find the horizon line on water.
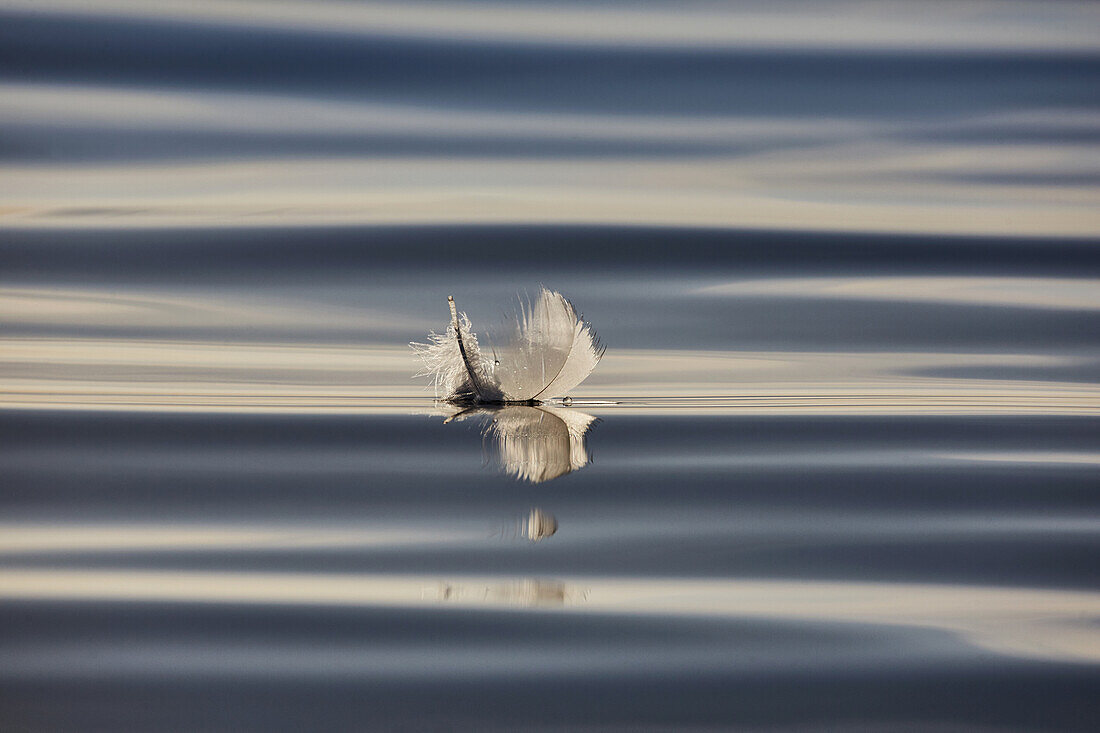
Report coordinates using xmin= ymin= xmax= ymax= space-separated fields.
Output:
xmin=3 ymin=333 xmax=1099 ymax=414
xmin=2 ymin=395 xmax=1098 ymax=416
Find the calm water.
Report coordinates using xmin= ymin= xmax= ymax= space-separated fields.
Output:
xmin=2 ymin=2 xmax=1100 ymax=731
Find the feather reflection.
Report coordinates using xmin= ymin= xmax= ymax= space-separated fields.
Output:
xmin=433 ymin=579 xmax=587 ymax=608
xmin=522 ymin=507 xmax=558 ymax=542
xmin=443 ymin=404 xmax=598 ymax=483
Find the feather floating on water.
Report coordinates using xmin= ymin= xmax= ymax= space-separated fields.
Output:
xmin=411 ymin=288 xmax=604 ymax=404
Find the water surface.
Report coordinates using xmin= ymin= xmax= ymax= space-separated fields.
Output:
xmin=1 ymin=2 xmax=1099 ymax=730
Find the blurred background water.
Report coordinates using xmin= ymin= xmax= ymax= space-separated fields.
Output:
xmin=1 ymin=1 xmax=1099 ymax=730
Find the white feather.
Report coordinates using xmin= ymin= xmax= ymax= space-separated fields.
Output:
xmin=411 ymin=288 xmax=603 ymax=404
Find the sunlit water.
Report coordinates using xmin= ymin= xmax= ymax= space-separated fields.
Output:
xmin=2 ymin=2 xmax=1100 ymax=730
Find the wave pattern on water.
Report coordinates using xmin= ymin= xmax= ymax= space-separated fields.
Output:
xmin=1 ymin=2 xmax=1099 ymax=731
xmin=1 ymin=2 xmax=1099 ymax=233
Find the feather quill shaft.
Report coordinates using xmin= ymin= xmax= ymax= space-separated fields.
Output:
xmin=449 ymin=296 xmax=488 ymax=401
